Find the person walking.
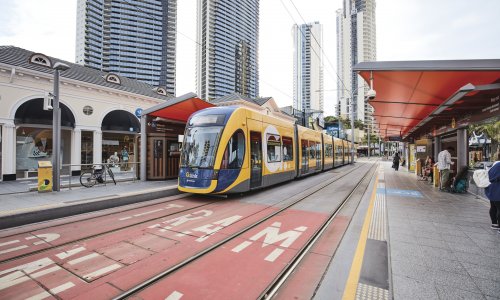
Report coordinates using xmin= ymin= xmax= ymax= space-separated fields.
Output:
xmin=121 ymin=146 xmax=129 ymax=171
xmin=436 ymin=146 xmax=454 ymax=191
xmin=485 ymin=160 xmax=500 ymax=233
xmin=392 ymin=152 xmax=401 ymax=171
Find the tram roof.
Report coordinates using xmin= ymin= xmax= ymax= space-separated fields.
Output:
xmin=142 ymin=92 xmax=215 ymax=122
xmin=354 ymin=60 xmax=500 ymax=140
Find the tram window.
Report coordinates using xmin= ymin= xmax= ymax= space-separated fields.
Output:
xmin=309 ymin=141 xmax=315 ymax=159
xmin=221 ymin=130 xmax=245 ymax=169
xmin=267 ymin=133 xmax=281 ymax=162
xmin=282 ymin=137 xmax=293 ymax=161
xmin=325 ymin=144 xmax=333 ymax=157
xmin=301 ymin=140 xmax=308 ymax=160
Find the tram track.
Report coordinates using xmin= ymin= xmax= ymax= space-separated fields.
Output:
xmin=0 ymin=162 xmax=373 ymax=299
xmin=112 ymin=162 xmax=377 ymax=299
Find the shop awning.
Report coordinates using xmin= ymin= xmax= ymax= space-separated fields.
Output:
xmin=354 ymin=60 xmax=500 ymax=140
xmin=142 ymin=92 xmax=214 ymax=122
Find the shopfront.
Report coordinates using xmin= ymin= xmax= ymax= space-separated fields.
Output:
xmin=13 ymin=98 xmax=75 ymax=178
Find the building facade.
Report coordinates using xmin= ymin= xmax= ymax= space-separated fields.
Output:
xmin=76 ymin=0 xmax=177 ymax=95
xmin=293 ymin=22 xmax=324 ymax=113
xmin=0 ymin=46 xmax=172 ymax=181
xmin=196 ymin=0 xmax=260 ymax=101
xmin=336 ymin=0 xmax=376 ymax=124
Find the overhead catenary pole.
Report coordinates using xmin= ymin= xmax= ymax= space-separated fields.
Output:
xmin=51 ymin=62 xmax=70 ymax=192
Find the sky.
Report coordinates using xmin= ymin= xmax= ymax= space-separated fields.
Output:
xmin=1 ymin=0 xmax=499 ymax=117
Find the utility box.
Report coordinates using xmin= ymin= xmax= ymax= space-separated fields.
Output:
xmin=38 ymin=161 xmax=53 ymax=192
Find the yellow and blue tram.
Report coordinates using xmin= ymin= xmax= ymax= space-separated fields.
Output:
xmin=178 ymin=106 xmax=353 ymax=194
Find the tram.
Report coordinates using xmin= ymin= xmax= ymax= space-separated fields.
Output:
xmin=178 ymin=106 xmax=353 ymax=194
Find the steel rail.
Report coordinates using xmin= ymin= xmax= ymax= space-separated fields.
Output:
xmin=113 ymin=162 xmax=371 ymax=299
xmin=262 ymin=162 xmax=378 ymax=299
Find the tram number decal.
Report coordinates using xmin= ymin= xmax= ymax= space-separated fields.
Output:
xmin=231 ymin=222 xmax=307 ymax=262
xmin=148 ymin=210 xmax=243 ymax=242
xmin=0 ymin=233 xmax=60 ymax=256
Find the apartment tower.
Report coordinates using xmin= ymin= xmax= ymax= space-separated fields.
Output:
xmin=336 ymin=0 xmax=376 ymax=123
xmin=76 ymin=0 xmax=177 ymax=94
xmin=196 ymin=0 xmax=260 ymax=101
xmin=293 ymin=22 xmax=324 ymax=113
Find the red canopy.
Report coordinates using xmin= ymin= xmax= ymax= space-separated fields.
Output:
xmin=354 ymin=60 xmax=500 ymax=139
xmin=143 ymin=92 xmax=214 ymax=122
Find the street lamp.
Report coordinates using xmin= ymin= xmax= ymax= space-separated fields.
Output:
xmin=52 ymin=62 xmax=70 ymax=192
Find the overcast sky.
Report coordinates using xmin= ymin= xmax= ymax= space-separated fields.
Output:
xmin=1 ymin=0 xmax=499 ymax=116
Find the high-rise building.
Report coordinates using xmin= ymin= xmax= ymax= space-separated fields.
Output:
xmin=336 ymin=0 xmax=376 ymax=124
xmin=293 ymin=22 xmax=324 ymax=113
xmin=76 ymin=0 xmax=177 ymax=95
xmin=196 ymin=0 xmax=259 ymax=101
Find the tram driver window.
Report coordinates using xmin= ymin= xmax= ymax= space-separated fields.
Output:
xmin=267 ymin=133 xmax=282 ymax=162
xmin=221 ymin=130 xmax=245 ymax=169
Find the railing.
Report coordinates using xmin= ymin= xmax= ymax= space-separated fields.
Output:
xmin=58 ymin=162 xmax=141 ymax=190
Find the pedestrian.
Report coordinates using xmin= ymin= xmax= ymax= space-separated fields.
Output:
xmin=121 ymin=146 xmax=129 ymax=170
xmin=436 ymin=146 xmax=454 ymax=191
xmin=485 ymin=160 xmax=500 ymax=233
xmin=392 ymin=152 xmax=401 ymax=171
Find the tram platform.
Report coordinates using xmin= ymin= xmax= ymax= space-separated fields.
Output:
xmin=326 ymin=160 xmax=500 ymax=300
xmin=0 ymin=178 xmax=179 ymax=229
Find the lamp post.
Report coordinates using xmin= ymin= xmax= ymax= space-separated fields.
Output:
xmin=350 ymin=97 xmax=355 ymax=164
xmin=52 ymin=62 xmax=70 ymax=192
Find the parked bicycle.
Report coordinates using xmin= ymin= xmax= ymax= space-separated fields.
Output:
xmin=80 ymin=164 xmax=116 ymax=187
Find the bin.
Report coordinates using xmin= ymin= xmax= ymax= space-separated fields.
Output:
xmin=433 ymin=166 xmax=440 ymax=188
xmin=38 ymin=161 xmax=53 ymax=192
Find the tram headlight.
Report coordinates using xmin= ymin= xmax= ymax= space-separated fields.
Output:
xmin=212 ymin=170 xmax=219 ymax=180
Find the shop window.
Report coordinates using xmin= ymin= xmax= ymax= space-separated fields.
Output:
xmin=282 ymin=137 xmax=293 ymax=161
xmin=221 ymin=130 xmax=245 ymax=169
xmin=266 ymin=133 xmax=281 ymax=162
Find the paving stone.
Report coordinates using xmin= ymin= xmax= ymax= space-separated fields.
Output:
xmin=472 ymin=277 xmax=500 ymax=298
xmin=391 ymin=260 xmax=430 ymax=282
xmin=417 ymin=236 xmax=450 ymax=249
xmin=447 ymin=241 xmax=486 ymax=255
xmin=462 ymin=262 xmax=500 ymax=282
xmin=435 ymin=285 xmax=487 ymax=300
xmin=420 ymin=245 xmax=457 ymax=260
xmin=454 ymin=252 xmax=500 ymax=269
xmin=430 ymin=269 xmax=481 ymax=293
xmin=392 ymin=274 xmax=439 ymax=300
xmin=423 ymin=256 xmax=468 ymax=275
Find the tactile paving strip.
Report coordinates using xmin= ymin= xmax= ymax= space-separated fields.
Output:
xmin=355 ymin=283 xmax=389 ymax=300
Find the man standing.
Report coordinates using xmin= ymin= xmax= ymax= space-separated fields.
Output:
xmin=436 ymin=146 xmax=454 ymax=191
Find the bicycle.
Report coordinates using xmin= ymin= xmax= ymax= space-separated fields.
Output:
xmin=80 ymin=164 xmax=116 ymax=187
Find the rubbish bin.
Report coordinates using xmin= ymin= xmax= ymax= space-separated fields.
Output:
xmin=38 ymin=161 xmax=53 ymax=192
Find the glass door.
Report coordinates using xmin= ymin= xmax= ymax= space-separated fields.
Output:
xmin=250 ymin=131 xmax=262 ymax=189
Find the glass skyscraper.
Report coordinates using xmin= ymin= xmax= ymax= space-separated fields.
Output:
xmin=76 ymin=0 xmax=177 ymax=95
xmin=293 ymin=22 xmax=324 ymax=113
xmin=196 ymin=0 xmax=260 ymax=101
xmin=336 ymin=0 xmax=376 ymax=123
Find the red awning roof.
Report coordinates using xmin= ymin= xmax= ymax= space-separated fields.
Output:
xmin=354 ymin=60 xmax=500 ymax=139
xmin=142 ymin=92 xmax=214 ymax=122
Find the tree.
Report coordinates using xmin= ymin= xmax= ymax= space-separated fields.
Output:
xmin=324 ymin=115 xmax=338 ymax=123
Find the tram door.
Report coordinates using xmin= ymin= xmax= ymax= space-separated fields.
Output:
xmin=301 ymin=140 xmax=309 ymax=174
xmin=250 ymin=131 xmax=262 ymax=189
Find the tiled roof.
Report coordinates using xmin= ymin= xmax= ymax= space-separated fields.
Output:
xmin=0 ymin=46 xmax=174 ymax=101
xmin=212 ymin=92 xmax=271 ymax=106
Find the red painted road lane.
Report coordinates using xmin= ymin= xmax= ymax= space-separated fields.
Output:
xmin=0 ymin=198 xmax=207 ymax=262
xmin=134 ymin=209 xmax=329 ymax=300
xmin=0 ymin=202 xmax=271 ymax=299
xmin=275 ymin=216 xmax=350 ymax=299
xmin=30 ymin=198 xmax=210 ymax=246
xmin=0 ymin=233 xmax=57 ymax=261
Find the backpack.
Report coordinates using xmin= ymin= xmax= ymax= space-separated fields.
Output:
xmin=453 ymin=179 xmax=467 ymax=193
xmin=473 ymin=169 xmax=490 ymax=188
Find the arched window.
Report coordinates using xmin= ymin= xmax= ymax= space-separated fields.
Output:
xmin=104 ymin=73 xmax=121 ymax=85
xmin=29 ymin=53 xmax=52 ymax=68
xmin=221 ymin=130 xmax=245 ymax=169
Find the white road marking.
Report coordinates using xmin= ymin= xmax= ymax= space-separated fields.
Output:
xmin=265 ymin=248 xmax=284 ymax=262
xmin=165 ymin=291 xmax=184 ymax=300
xmin=68 ymin=253 xmax=99 ymax=265
xmin=56 ymin=247 xmax=86 ymax=259
xmin=83 ymin=264 xmax=121 ymax=280
xmin=0 ymin=245 xmax=28 ymax=255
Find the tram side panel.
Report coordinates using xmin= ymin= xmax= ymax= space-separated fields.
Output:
xmin=296 ymin=126 xmax=323 ymax=177
xmin=322 ymin=133 xmax=334 ymax=170
xmin=259 ymin=113 xmax=297 ymax=188
xmin=333 ymin=137 xmax=343 ymax=167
